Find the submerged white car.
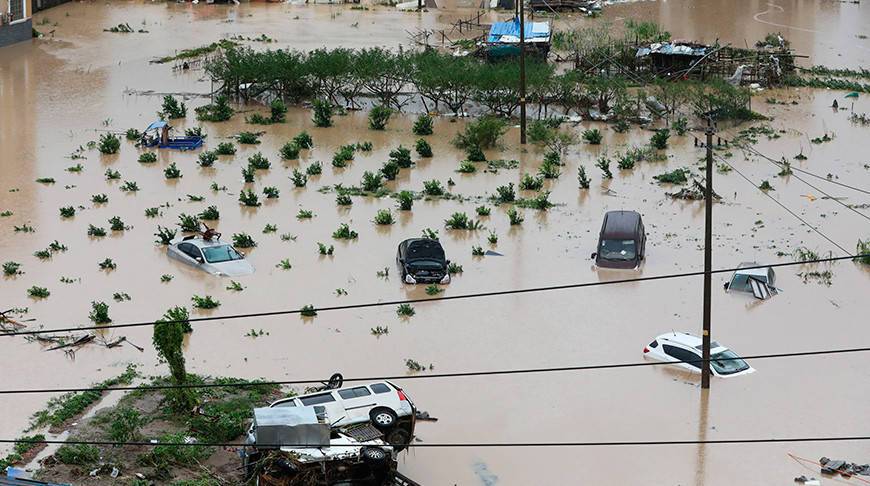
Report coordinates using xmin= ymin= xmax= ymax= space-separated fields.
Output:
xmin=167 ymin=236 xmax=254 ymax=276
xmin=643 ymin=332 xmax=755 ymax=378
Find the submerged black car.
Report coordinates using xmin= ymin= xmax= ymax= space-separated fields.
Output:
xmin=396 ymin=238 xmax=451 ymax=284
xmin=591 ymin=210 xmax=646 ymax=269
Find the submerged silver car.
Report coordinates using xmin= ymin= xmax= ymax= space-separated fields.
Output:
xmin=167 ymin=236 xmax=254 ymax=276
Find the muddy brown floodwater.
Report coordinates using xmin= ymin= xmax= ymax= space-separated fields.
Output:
xmin=2 ymin=0 xmax=870 ymax=484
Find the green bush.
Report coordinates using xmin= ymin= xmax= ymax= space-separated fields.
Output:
xmin=248 ymin=152 xmax=270 ymax=170
xmin=55 ymin=444 xmax=100 ymax=465
xmin=653 ymin=168 xmax=690 ymax=184
xmin=423 ymin=179 xmax=444 ymax=196
xmin=650 ymin=128 xmax=670 ymax=149
xmin=582 ymin=128 xmax=603 ymax=145
xmin=312 ymin=99 xmax=333 ymax=127
xmin=495 ymin=183 xmax=516 ymax=203
xmin=396 ymin=190 xmax=414 ymax=210
xmin=293 ymin=131 xmax=313 ymax=149
xmin=108 ymin=407 xmax=144 ymax=442
xmin=381 ymin=161 xmax=400 ymax=180
xmin=163 ymin=162 xmax=182 ymax=179
xmin=280 ymin=142 xmax=300 ymax=160
xmin=519 ymin=173 xmax=544 ymax=191
xmin=270 ymin=98 xmax=287 ymax=123
xmin=368 ymin=105 xmax=392 ymax=130
xmin=361 ymin=171 xmax=383 ymax=192
xmin=415 ymin=138 xmax=432 ymax=157
xmin=160 ymin=95 xmax=187 ymax=119
xmin=197 ymin=150 xmax=216 ymax=167
xmin=453 ymin=116 xmax=507 ymax=149
xmin=139 ymin=152 xmax=158 ymax=164
xmin=390 ymin=146 xmax=413 ymax=168
xmin=413 ymin=114 xmax=434 ymax=135
xmin=98 ymin=133 xmax=121 ymax=154
xmin=236 ymin=131 xmax=260 ymax=144
xmin=195 ymin=95 xmax=233 ymax=122
xmin=215 ymin=142 xmax=236 ymax=155
xmin=373 ymin=209 xmax=395 ymax=225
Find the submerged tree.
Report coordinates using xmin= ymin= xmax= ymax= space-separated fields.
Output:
xmin=153 ymin=307 xmax=196 ymax=412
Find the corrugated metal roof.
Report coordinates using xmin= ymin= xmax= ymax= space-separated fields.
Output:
xmin=636 ymin=42 xmax=707 ymax=58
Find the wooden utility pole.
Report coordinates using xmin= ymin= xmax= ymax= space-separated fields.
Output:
xmin=518 ymin=2 xmax=527 ymax=144
xmin=701 ymin=119 xmax=714 ymax=389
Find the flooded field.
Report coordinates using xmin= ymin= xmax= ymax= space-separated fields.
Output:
xmin=2 ymin=0 xmax=870 ymax=484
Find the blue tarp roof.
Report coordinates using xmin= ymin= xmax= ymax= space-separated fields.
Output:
xmin=145 ymin=120 xmax=169 ymax=131
xmin=487 ymin=19 xmax=550 ymax=44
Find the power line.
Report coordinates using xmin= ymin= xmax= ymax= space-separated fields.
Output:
xmin=715 ymin=156 xmax=851 ymax=254
xmin=724 ymin=135 xmax=870 ymax=196
xmin=2 ymin=254 xmax=866 ymax=338
xmin=2 ymin=344 xmax=869 ymax=395
xmin=722 ymin=136 xmax=870 ymax=222
xmin=2 ymin=436 xmax=869 ymax=449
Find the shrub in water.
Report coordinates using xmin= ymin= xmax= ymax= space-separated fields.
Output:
xmin=397 ymin=190 xmax=413 ymax=210
xmin=368 ymin=105 xmax=392 ymax=130
xmin=98 ymin=133 xmax=121 ymax=154
xmin=239 ymin=189 xmax=261 ymax=207
xmin=389 ymin=146 xmax=413 ymax=168
xmin=415 ymin=138 xmax=432 ymax=157
xmin=312 ymin=99 xmax=333 ymax=127
xmin=582 ymin=128 xmax=603 ymax=145
xmin=381 ymin=160 xmax=400 ymax=180
xmin=412 ymin=114 xmax=434 ymax=135
xmin=280 ymin=142 xmax=300 ymax=160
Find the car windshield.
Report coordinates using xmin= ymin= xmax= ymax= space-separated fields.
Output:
xmin=409 ymin=260 xmax=443 ymax=270
xmin=599 ymin=239 xmax=637 ymax=260
xmin=201 ymin=245 xmax=243 ymax=264
xmin=407 ymin=242 xmax=445 ymax=261
xmin=710 ymin=349 xmax=750 ymax=375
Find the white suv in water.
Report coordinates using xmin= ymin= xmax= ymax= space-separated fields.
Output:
xmin=643 ymin=332 xmax=755 ymax=378
xmin=269 ymin=381 xmax=416 ymax=447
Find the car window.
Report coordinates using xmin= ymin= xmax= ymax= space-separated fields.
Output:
xmin=730 ymin=274 xmax=750 ymax=291
xmin=370 ymin=383 xmax=391 ymax=394
xmin=662 ymin=344 xmax=701 ymax=369
xmin=338 ymin=387 xmax=372 ymax=400
xmin=202 ymin=245 xmax=243 ymax=264
xmin=178 ymin=243 xmax=201 ymax=259
xmin=299 ymin=393 xmax=336 ymax=406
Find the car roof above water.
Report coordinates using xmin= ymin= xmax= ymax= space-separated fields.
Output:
xmin=654 ymin=332 xmax=728 ymax=352
xmin=601 ymin=211 xmax=642 ymax=239
xmin=179 ymin=236 xmax=231 ymax=249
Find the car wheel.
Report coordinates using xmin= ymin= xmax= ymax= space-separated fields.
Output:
xmin=386 ymin=428 xmax=411 ymax=451
xmin=325 ymin=373 xmax=343 ymax=390
xmin=370 ymin=408 xmax=397 ymax=430
xmin=361 ymin=446 xmax=388 ymax=463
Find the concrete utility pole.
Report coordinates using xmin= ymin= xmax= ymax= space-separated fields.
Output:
xmin=519 ymin=1 xmax=527 ymax=145
xmin=701 ymin=119 xmax=714 ymax=389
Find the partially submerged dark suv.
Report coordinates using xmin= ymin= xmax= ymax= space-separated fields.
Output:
xmin=396 ymin=238 xmax=450 ymax=284
xmin=592 ymin=210 xmax=646 ymax=269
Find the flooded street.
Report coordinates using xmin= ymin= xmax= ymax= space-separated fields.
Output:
xmin=2 ymin=0 xmax=870 ymax=484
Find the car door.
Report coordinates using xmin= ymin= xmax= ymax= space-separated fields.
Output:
xmin=337 ymin=386 xmax=378 ymax=424
xmin=176 ymin=243 xmax=202 ymax=267
xmin=662 ymin=344 xmax=702 ymax=373
xmin=298 ymin=392 xmax=348 ymax=426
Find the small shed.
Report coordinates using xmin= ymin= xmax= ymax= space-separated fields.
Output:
xmin=485 ymin=18 xmax=551 ymax=58
xmin=636 ymin=41 xmax=708 ymax=75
